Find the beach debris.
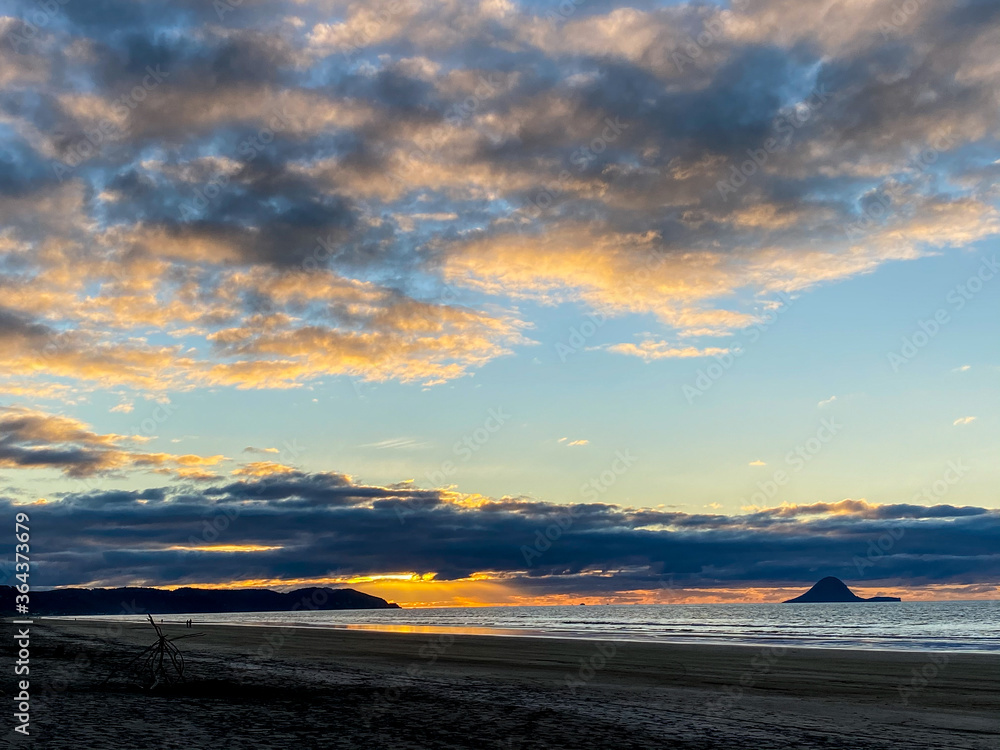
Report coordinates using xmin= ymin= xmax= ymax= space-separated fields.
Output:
xmin=105 ymin=615 xmax=204 ymax=689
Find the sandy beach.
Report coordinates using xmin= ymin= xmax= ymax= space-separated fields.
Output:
xmin=5 ymin=619 xmax=997 ymax=750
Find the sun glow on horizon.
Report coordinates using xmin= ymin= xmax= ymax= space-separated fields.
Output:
xmin=62 ymin=572 xmax=1000 ymax=607
xmin=167 ymin=545 xmax=285 ymax=553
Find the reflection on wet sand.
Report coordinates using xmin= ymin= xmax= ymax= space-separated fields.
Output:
xmin=333 ymin=622 xmax=544 ymax=638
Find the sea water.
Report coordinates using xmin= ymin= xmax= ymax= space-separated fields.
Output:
xmin=77 ymin=600 xmax=999 ymax=652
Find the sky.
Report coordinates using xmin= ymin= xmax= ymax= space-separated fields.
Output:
xmin=0 ymin=0 xmax=998 ymax=606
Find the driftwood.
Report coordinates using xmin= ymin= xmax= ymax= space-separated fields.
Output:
xmin=105 ymin=614 xmax=204 ymax=689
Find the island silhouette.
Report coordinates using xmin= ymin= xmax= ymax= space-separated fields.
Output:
xmin=0 ymin=585 xmax=399 ymax=616
xmin=783 ymin=576 xmax=901 ymax=603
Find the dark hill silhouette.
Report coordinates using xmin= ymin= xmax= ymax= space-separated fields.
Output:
xmin=0 ymin=585 xmax=400 ymax=616
xmin=783 ymin=576 xmax=900 ymax=603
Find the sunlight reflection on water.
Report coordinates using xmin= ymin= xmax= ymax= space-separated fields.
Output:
xmin=69 ymin=600 xmax=1000 ymax=652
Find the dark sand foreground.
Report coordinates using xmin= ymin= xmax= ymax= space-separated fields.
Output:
xmin=3 ymin=619 xmax=997 ymax=749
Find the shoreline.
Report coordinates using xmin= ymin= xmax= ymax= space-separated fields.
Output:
xmin=6 ymin=619 xmax=998 ymax=749
xmin=35 ymin=615 xmax=1000 ymax=654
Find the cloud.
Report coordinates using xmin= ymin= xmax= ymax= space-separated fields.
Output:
xmin=566 ymin=440 xmax=589 ymax=447
xmin=953 ymin=416 xmax=977 ymax=426
xmin=748 ymin=460 xmax=766 ymax=467
xmin=360 ymin=438 xmax=432 ymax=450
xmin=0 ymin=244 xmax=532 ymax=394
xmin=0 ymin=406 xmax=226 ymax=479
xmin=608 ymin=341 xmax=731 ymax=361
xmin=0 ymin=0 xmax=997 ymax=401
xmin=231 ymin=462 xmax=299 ymax=478
xmin=8 ymin=471 xmax=998 ymax=595
xmin=818 ymin=396 xmax=837 ymax=408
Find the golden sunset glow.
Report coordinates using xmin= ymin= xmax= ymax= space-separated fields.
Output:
xmin=82 ymin=572 xmax=1000 ymax=607
xmin=167 ymin=545 xmax=285 ymax=554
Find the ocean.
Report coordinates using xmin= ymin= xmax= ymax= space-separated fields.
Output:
xmin=70 ymin=600 xmax=999 ymax=652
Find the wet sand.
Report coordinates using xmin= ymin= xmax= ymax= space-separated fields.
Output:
xmin=3 ymin=618 xmax=997 ymax=749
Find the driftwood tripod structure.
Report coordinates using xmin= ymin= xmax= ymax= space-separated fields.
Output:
xmin=107 ymin=614 xmax=204 ymax=689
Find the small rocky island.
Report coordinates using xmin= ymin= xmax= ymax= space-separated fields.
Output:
xmin=783 ymin=576 xmax=901 ymax=603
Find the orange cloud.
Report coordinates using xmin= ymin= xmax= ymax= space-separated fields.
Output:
xmin=0 ymin=406 xmax=229 ymax=479
xmin=609 ymin=341 xmax=730 ymax=361
xmin=232 ymin=462 xmax=299 ymax=477
xmin=0 ymin=241 xmax=533 ymax=396
xmin=167 ymin=545 xmax=284 ymax=553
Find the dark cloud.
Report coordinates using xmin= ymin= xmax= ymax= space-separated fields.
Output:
xmin=0 ymin=307 xmax=52 ymax=341
xmin=0 ymin=136 xmax=58 ymax=198
xmin=0 ymin=407 xmax=226 ymax=479
xmin=0 ymin=409 xmax=115 ymax=475
xmin=11 ymin=471 xmax=999 ymax=592
xmin=67 ymin=487 xmax=168 ymax=508
xmin=85 ymin=28 xmax=298 ymax=92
